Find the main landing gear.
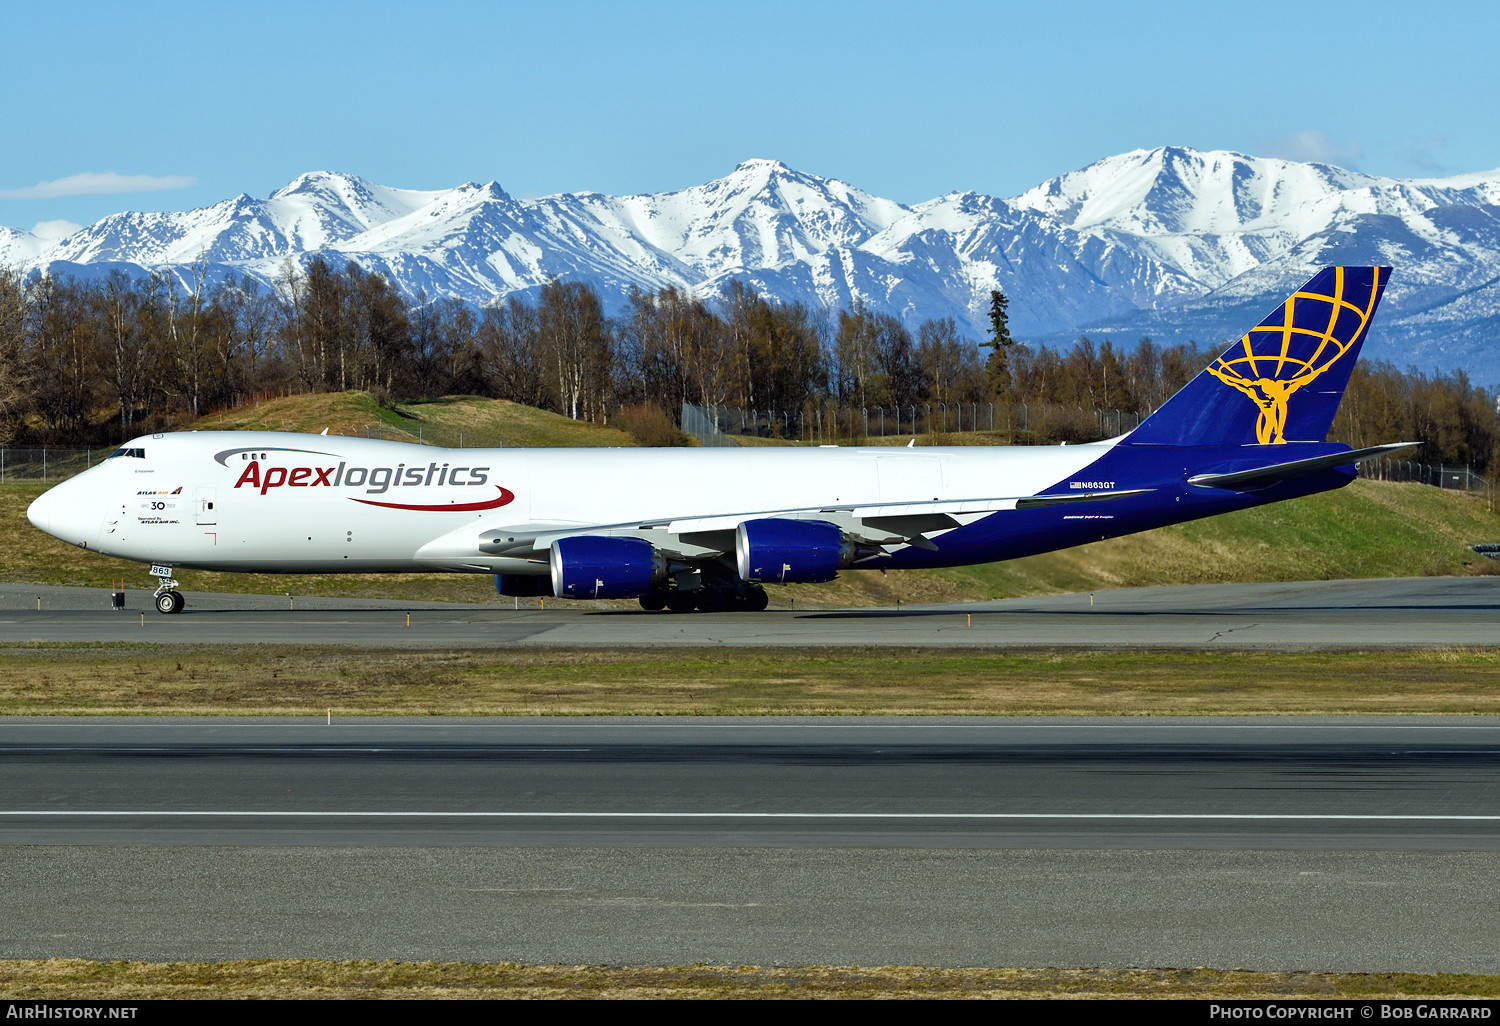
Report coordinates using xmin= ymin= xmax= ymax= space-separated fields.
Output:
xmin=639 ymin=584 xmax=769 ymax=614
xmin=151 ymin=567 xmax=186 ymax=614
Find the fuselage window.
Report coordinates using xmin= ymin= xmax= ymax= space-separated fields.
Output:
xmin=105 ymin=448 xmax=146 ymax=459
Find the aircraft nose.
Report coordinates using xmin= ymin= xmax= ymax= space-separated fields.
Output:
xmin=27 ymin=479 xmax=99 ymax=547
xmin=26 ymin=491 xmax=51 ymax=533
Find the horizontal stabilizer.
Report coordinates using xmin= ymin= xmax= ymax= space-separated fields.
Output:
xmin=1187 ymin=442 xmax=1420 ymax=490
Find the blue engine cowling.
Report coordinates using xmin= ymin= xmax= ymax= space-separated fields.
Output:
xmin=549 ymin=535 xmax=664 ymax=599
xmin=735 ymin=518 xmax=853 ymax=584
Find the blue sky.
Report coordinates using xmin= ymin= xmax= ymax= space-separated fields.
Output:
xmin=3 ymin=0 xmax=1495 ymax=232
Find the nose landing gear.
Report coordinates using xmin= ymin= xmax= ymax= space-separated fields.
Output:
xmin=150 ymin=565 xmax=185 ymax=614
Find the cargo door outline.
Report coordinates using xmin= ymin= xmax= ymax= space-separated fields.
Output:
xmin=195 ymin=487 xmax=217 ymax=525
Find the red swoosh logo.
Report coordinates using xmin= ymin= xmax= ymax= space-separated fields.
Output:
xmin=351 ymin=486 xmax=515 ymax=512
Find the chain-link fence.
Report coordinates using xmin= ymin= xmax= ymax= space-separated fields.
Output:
xmin=679 ymin=403 xmax=736 ymax=447
xmin=681 ymin=402 xmax=1144 ymax=446
xmin=1358 ymin=458 xmax=1489 ymax=493
xmin=0 ymin=448 xmax=101 ymax=483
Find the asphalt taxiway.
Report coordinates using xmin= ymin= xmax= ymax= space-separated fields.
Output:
xmin=3 ymin=716 xmax=1500 ymax=970
xmin=3 ymin=717 xmax=1499 ymax=850
xmin=1 ymin=576 xmax=1497 ymax=649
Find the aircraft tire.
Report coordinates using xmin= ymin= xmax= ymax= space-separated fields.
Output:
xmin=665 ymin=593 xmax=697 ymax=614
xmin=155 ymin=591 xmax=184 ymax=615
xmin=743 ymin=588 xmax=769 ymax=612
xmin=638 ymin=593 xmax=667 ymax=612
xmin=695 ymin=589 xmax=727 ymax=613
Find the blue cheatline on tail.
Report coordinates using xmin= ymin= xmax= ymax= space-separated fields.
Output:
xmin=1129 ymin=266 xmax=1390 ymax=447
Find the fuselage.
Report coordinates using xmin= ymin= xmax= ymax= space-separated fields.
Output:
xmin=27 ymin=429 xmax=1355 ymax=576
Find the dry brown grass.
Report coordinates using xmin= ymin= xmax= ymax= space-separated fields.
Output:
xmin=6 ymin=645 xmax=1500 ymax=717
xmin=2 ymin=960 xmax=1497 ymax=999
xmin=611 ymin=403 xmax=692 ymax=446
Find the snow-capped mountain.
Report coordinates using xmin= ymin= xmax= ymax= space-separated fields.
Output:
xmin=1012 ymin=147 xmax=1500 ymax=285
xmin=1 ymin=225 xmax=55 ymax=267
xmin=11 ymin=149 xmax=1500 ymax=379
xmin=1010 ymin=147 xmax=1500 ymax=374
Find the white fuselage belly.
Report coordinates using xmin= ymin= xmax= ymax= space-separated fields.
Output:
xmin=52 ymin=432 xmax=1114 ymax=574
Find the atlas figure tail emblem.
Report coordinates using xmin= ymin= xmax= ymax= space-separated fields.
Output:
xmin=1204 ymin=266 xmax=1382 ymax=444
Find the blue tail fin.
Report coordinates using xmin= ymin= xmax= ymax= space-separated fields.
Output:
xmin=1128 ymin=266 xmax=1391 ymax=446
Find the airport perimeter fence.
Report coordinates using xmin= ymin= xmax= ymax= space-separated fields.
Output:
xmin=343 ymin=423 xmax=491 ymax=447
xmin=1358 ymin=458 xmax=1491 ymax=495
xmin=681 ymin=402 xmax=1144 ymax=446
xmin=0 ymin=447 xmax=100 ymax=483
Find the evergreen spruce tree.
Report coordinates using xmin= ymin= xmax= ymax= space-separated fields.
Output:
xmin=986 ymin=289 xmax=1014 ymax=350
xmin=982 ymin=288 xmax=1015 ymax=398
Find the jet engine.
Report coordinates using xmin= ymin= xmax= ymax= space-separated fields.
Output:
xmin=549 ymin=535 xmax=665 ymax=599
xmin=735 ymin=518 xmax=853 ymax=584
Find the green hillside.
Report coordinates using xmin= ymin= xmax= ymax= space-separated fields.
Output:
xmin=196 ymin=391 xmax=639 ymax=448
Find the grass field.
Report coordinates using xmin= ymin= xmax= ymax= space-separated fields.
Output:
xmin=190 ymin=391 xmax=641 ymax=449
xmin=3 ymin=644 xmax=1498 ymax=716
xmin=2 ymin=960 xmax=1496 ymax=1000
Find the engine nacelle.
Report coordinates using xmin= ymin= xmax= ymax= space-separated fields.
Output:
xmin=735 ymin=518 xmax=853 ymax=584
xmin=549 ymin=535 xmax=665 ymax=599
xmin=495 ymin=573 xmax=553 ymax=598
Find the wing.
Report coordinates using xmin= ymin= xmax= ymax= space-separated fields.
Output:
xmin=416 ymin=487 xmax=1155 ymax=566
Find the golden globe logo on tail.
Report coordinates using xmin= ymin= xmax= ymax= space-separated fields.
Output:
xmin=1204 ymin=266 xmax=1384 ymax=444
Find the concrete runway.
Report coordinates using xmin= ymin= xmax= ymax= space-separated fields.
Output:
xmin=6 ymin=846 xmax=1498 ymax=971
xmin=4 ymin=717 xmax=1500 ymax=849
xmin=4 ymin=717 xmax=1500 ymax=971
xmin=2 ymin=576 xmax=1498 ymax=648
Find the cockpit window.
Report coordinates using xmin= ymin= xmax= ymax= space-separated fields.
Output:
xmin=106 ymin=447 xmax=146 ymax=459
